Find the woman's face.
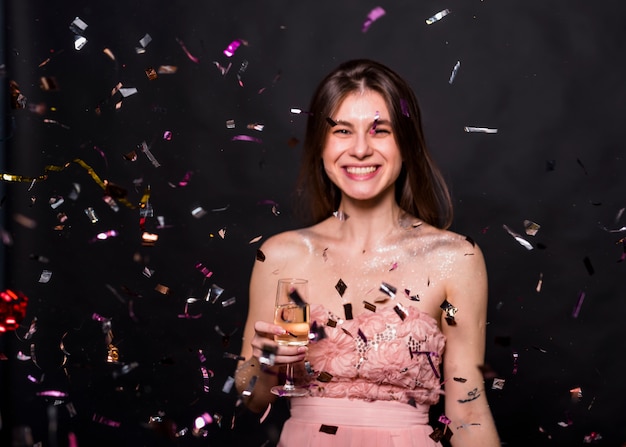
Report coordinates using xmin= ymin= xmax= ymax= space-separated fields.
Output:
xmin=322 ymin=90 xmax=403 ymax=204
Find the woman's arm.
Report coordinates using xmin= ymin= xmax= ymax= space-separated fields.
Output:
xmin=235 ymin=233 xmax=308 ymax=413
xmin=441 ymin=239 xmax=500 ymax=447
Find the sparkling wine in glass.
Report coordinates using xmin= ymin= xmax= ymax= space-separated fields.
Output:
xmin=270 ymin=278 xmax=310 ymax=397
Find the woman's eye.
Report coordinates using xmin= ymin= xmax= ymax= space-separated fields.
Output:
xmin=333 ymin=129 xmax=350 ymax=135
xmin=373 ymin=128 xmax=391 ymax=135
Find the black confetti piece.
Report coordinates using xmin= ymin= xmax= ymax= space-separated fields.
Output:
xmin=335 ymin=279 xmax=347 ymax=297
xmin=255 ymin=249 xmax=266 ymax=262
xmin=343 ymin=303 xmax=353 ymax=320
xmin=319 ymin=425 xmax=338 ymax=434
xmin=317 ymin=371 xmax=333 ymax=382
xmin=363 ymin=301 xmax=376 ymax=312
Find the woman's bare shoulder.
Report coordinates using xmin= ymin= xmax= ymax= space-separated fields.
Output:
xmin=257 ymin=223 xmax=329 ymax=264
xmin=408 ymin=223 xmax=484 ymax=261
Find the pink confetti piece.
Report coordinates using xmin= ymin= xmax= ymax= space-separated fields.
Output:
xmin=362 ymin=6 xmax=386 ymax=32
xmin=195 ymin=262 xmax=213 ymax=278
xmin=175 ymin=37 xmax=199 ymax=63
xmin=92 ymin=414 xmax=121 ymax=427
xmin=37 ymin=390 xmax=68 ymax=398
xmin=438 ymin=414 xmax=452 ymax=425
xmin=223 ymin=39 xmax=242 ymax=57
xmin=231 ymin=135 xmax=262 ymax=144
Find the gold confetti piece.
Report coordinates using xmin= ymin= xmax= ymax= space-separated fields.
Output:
xmin=154 ymin=284 xmax=170 ymax=295
xmin=145 ymin=68 xmax=157 ymax=80
xmin=103 ymin=48 xmax=116 ymax=60
xmin=142 ymin=232 xmax=158 ymax=246
xmin=1 ymin=159 xmax=135 ymax=208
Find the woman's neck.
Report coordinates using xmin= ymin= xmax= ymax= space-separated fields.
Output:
xmin=333 ymin=197 xmax=410 ymax=254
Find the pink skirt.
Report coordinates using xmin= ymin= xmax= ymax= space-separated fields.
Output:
xmin=278 ymin=397 xmax=441 ymax=447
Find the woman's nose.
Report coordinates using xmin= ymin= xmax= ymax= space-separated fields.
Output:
xmin=348 ymin=133 xmax=373 ymax=159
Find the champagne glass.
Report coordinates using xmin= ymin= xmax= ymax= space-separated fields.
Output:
xmin=270 ymin=278 xmax=310 ymax=397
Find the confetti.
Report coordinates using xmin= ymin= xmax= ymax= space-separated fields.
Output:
xmin=570 ymin=386 xmax=582 ymax=401
xmin=137 ymin=141 xmax=160 ymax=167
xmin=502 ymin=224 xmax=533 ymax=250
xmin=492 ymin=378 xmax=505 ymax=390
xmin=429 ymin=426 xmax=453 ymax=442
xmin=440 ymin=300 xmax=457 ymax=325
xmin=394 ymin=303 xmax=408 ymax=321
xmin=572 ymin=291 xmax=585 ymax=318
xmin=333 ymin=210 xmax=349 ymax=221
xmin=74 ymin=35 xmax=87 ymax=51
xmin=176 ymin=37 xmax=199 ymax=63
xmin=38 ymin=270 xmax=52 ymax=283
xmin=362 ymin=6 xmax=386 ymax=32
xmin=155 ymin=284 xmax=170 ymax=295
xmin=343 ymin=303 xmax=353 ymax=320
xmin=213 ymin=61 xmax=232 ymax=75
xmin=438 ymin=414 xmax=452 ymax=425
xmin=380 ymin=282 xmax=397 ymax=298
xmin=363 ymin=301 xmax=376 ymax=312
xmin=157 ymin=65 xmax=178 ymax=74
xmin=426 ymin=9 xmax=451 ymax=25
xmin=464 ymin=126 xmax=498 ymax=134
xmin=259 ymin=344 xmax=277 ymax=366
xmin=400 ymin=99 xmax=410 ymax=117
xmin=335 ymin=279 xmax=347 ymax=297
xmin=369 ymin=110 xmax=380 ymax=135
xmin=524 ymin=220 xmax=541 ymax=236
xmin=583 ymin=256 xmax=594 ymax=275
xmin=0 ymin=289 xmax=29 ymax=332
xmin=223 ymin=39 xmax=243 ymax=57
xmin=448 ymin=61 xmax=461 ymax=84
xmin=231 ymin=135 xmax=262 ymax=144
xmin=195 ymin=263 xmax=213 ymax=278
xmin=221 ymin=296 xmax=236 ymax=307
xmin=317 ymin=371 xmax=333 ymax=382
xmin=319 ymin=425 xmax=338 ymax=434
xmin=69 ymin=17 xmax=88 ymax=35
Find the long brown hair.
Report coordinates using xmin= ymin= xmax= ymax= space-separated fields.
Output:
xmin=296 ymin=59 xmax=453 ymax=229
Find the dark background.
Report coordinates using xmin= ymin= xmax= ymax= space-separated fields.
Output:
xmin=1 ymin=1 xmax=625 ymax=446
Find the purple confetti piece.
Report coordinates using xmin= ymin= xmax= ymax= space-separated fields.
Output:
xmin=572 ymin=291 xmax=586 ymax=318
xmin=362 ymin=6 xmax=386 ymax=32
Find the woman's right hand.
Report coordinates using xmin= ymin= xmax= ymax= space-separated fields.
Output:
xmin=250 ymin=320 xmax=308 ymax=366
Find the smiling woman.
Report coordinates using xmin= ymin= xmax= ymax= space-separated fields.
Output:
xmin=235 ymin=59 xmax=501 ymax=447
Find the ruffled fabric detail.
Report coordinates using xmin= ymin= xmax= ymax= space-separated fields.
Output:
xmin=302 ymin=304 xmax=446 ymax=405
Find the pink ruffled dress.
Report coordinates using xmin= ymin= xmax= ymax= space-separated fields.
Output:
xmin=278 ymin=304 xmax=447 ymax=447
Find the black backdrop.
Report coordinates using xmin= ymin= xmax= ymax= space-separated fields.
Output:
xmin=1 ymin=1 xmax=625 ymax=446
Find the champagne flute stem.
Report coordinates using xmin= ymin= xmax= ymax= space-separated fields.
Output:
xmin=283 ymin=363 xmax=296 ymax=391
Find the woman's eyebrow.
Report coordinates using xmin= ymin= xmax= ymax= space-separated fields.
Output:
xmin=332 ymin=118 xmax=392 ymax=127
